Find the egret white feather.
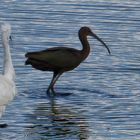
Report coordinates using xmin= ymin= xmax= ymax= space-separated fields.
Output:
xmin=0 ymin=23 xmax=17 ymax=126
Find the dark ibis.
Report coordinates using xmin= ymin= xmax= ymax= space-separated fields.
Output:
xmin=25 ymin=26 xmax=111 ymax=95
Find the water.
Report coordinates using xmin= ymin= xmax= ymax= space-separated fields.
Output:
xmin=0 ymin=0 xmax=140 ymax=139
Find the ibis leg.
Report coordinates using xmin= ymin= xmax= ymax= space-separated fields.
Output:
xmin=47 ymin=72 xmax=62 ymax=95
xmin=50 ymin=72 xmax=62 ymax=93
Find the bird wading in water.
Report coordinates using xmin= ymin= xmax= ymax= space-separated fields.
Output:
xmin=25 ymin=26 xmax=111 ymax=96
xmin=0 ymin=23 xmax=17 ymax=127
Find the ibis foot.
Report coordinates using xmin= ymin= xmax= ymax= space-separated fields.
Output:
xmin=46 ymin=88 xmax=56 ymax=97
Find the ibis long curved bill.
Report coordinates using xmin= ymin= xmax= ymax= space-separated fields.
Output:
xmin=90 ymin=32 xmax=111 ymax=54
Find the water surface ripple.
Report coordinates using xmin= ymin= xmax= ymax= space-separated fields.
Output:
xmin=0 ymin=0 xmax=140 ymax=140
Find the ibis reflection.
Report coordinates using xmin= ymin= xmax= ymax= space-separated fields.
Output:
xmin=25 ymin=99 xmax=89 ymax=140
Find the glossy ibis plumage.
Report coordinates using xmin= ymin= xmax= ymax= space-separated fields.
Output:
xmin=25 ymin=26 xmax=111 ymax=95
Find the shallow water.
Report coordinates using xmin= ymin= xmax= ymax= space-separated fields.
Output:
xmin=0 ymin=0 xmax=140 ymax=139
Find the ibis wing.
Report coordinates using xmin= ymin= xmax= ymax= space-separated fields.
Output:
xmin=26 ymin=47 xmax=81 ymax=69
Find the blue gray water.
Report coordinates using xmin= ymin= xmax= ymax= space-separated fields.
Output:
xmin=0 ymin=0 xmax=140 ymax=140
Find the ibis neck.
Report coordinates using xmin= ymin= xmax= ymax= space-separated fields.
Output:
xmin=2 ymin=35 xmax=15 ymax=81
xmin=79 ymin=34 xmax=90 ymax=60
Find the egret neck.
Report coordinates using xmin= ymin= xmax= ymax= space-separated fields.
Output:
xmin=2 ymin=33 xmax=15 ymax=81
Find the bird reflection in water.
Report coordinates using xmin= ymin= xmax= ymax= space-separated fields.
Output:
xmin=25 ymin=99 xmax=90 ymax=139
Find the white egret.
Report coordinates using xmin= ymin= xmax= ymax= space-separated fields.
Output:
xmin=0 ymin=23 xmax=17 ymax=128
